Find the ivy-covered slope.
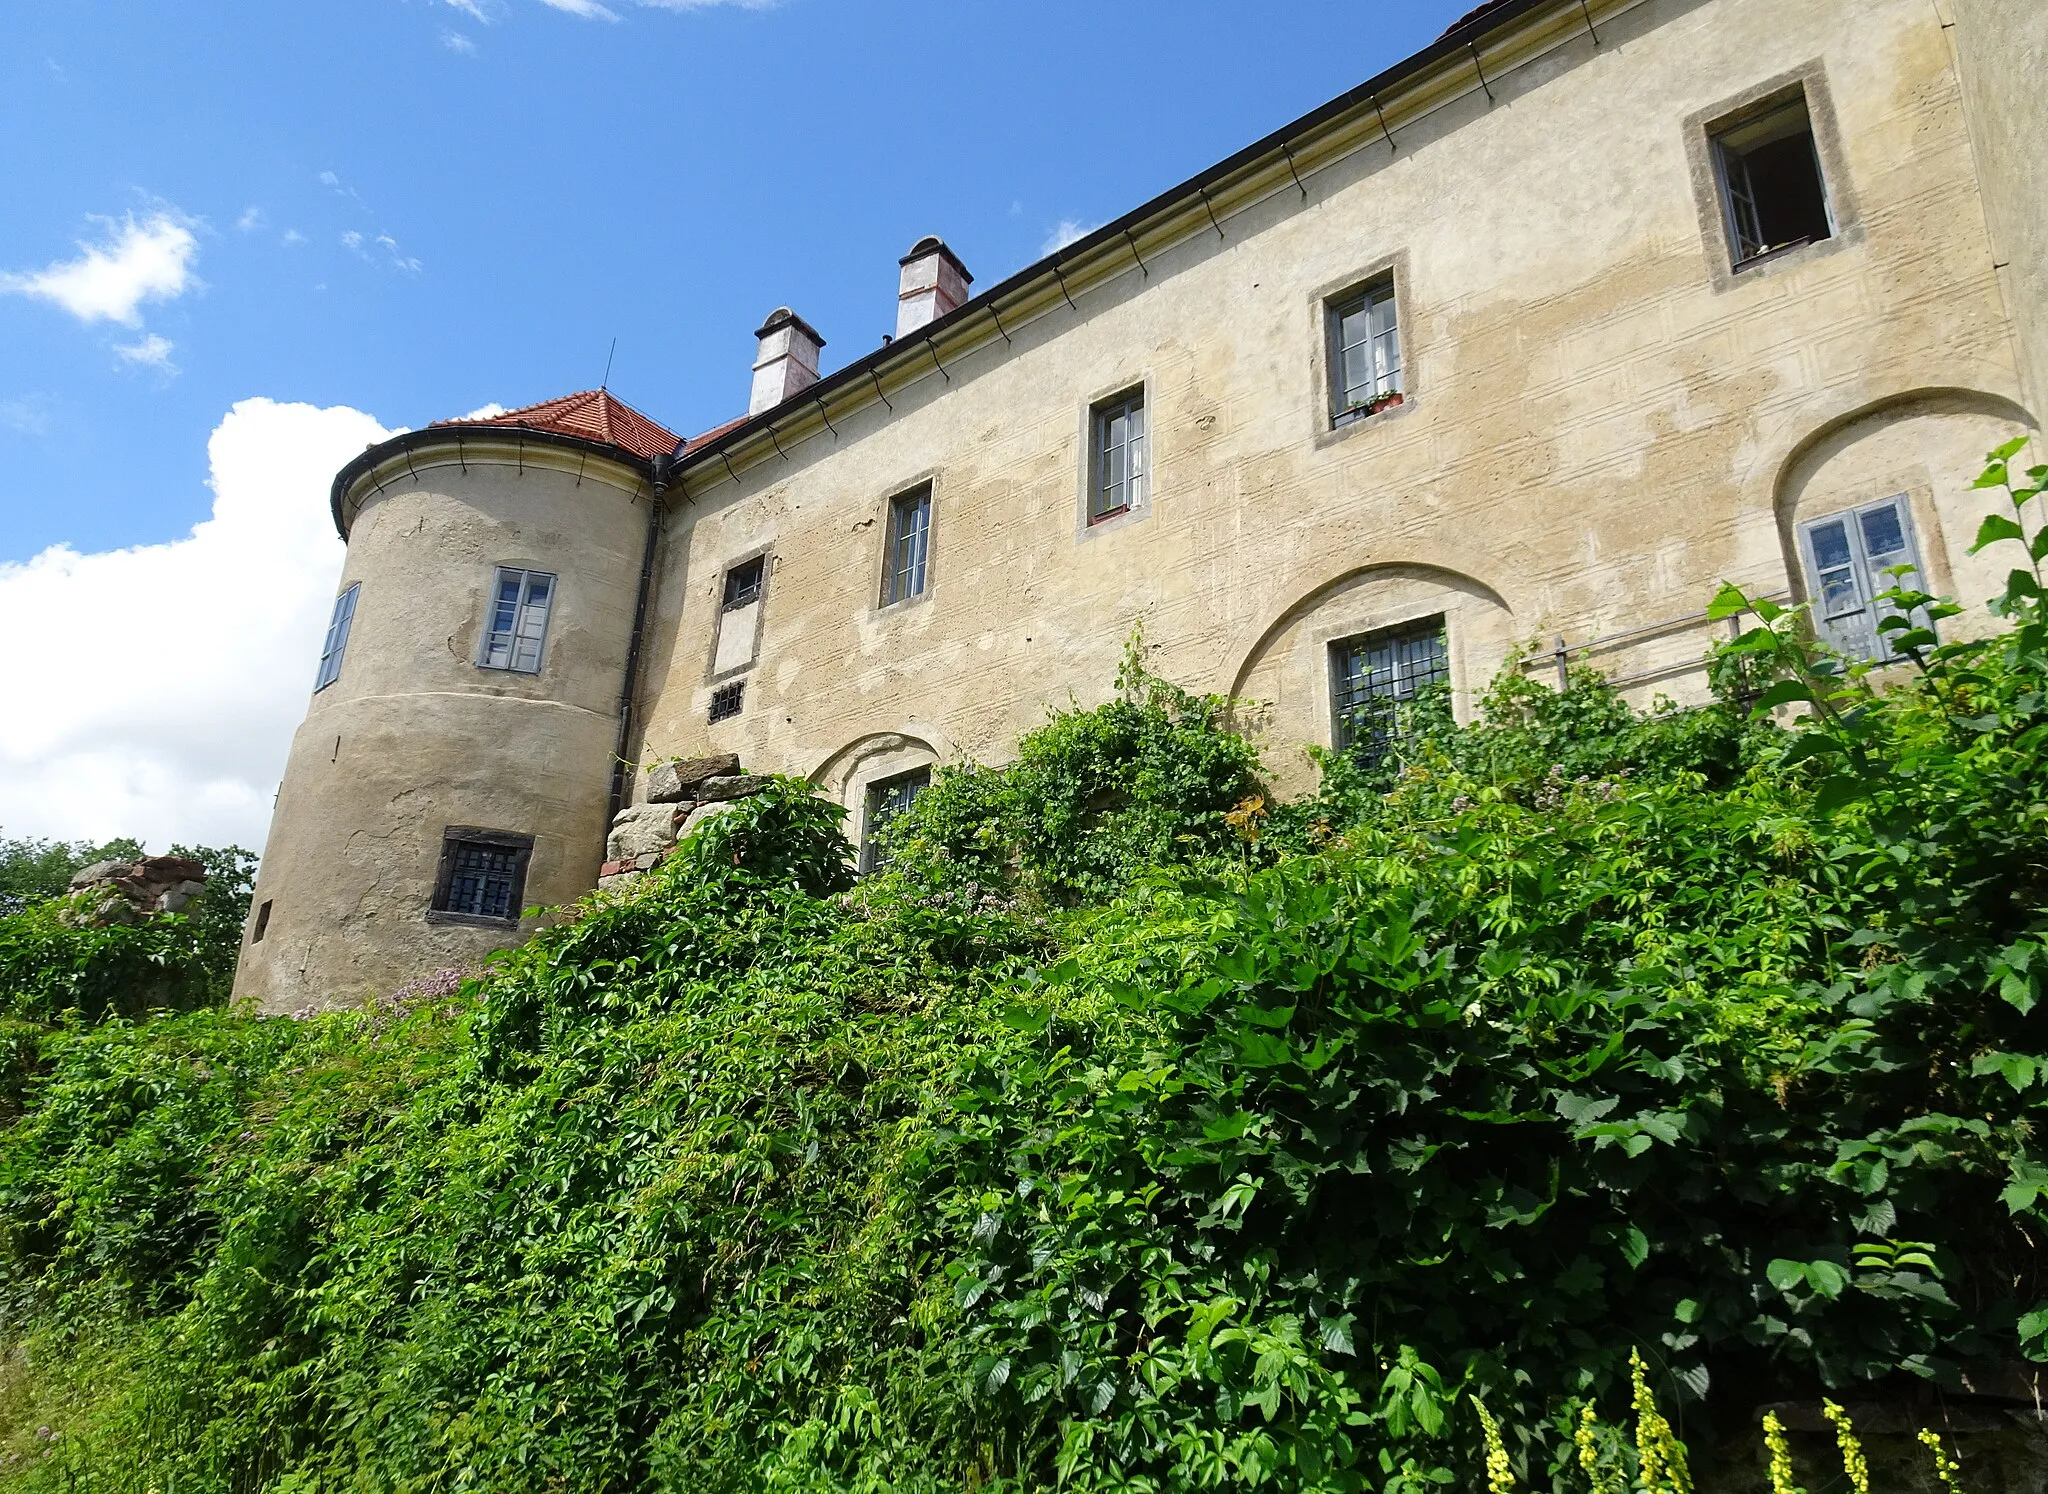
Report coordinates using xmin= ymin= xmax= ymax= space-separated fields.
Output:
xmin=0 ymin=453 xmax=2044 ymax=1492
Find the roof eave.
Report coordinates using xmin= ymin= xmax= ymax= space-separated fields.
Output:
xmin=329 ymin=425 xmax=656 ymax=539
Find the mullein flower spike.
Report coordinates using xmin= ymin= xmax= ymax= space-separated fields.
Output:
xmin=1576 ymin=1406 xmax=1624 ymax=1494
xmin=1763 ymin=1412 xmax=1801 ymax=1494
xmin=1822 ymin=1400 xmax=1868 ymax=1494
xmin=1475 ymin=1401 xmax=1515 ymax=1494
xmin=1918 ymin=1428 xmax=1964 ymax=1493
xmin=1630 ymin=1349 xmax=1693 ymax=1494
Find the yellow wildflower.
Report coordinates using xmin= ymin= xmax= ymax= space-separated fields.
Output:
xmin=1822 ymin=1400 xmax=1868 ymax=1494
xmin=1763 ymin=1411 xmax=1801 ymax=1494
xmin=1476 ymin=1399 xmax=1515 ymax=1494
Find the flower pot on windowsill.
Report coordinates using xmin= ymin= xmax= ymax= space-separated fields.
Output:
xmin=1343 ymin=391 xmax=1406 ymax=422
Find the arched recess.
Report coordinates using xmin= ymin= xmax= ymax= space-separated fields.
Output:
xmin=1770 ymin=388 xmax=2037 ymax=645
xmin=808 ymin=730 xmax=943 ymax=846
xmin=1224 ymin=561 xmax=1515 ymax=794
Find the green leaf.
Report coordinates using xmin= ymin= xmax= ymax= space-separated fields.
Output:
xmin=1766 ymin=1258 xmax=1807 ymax=1292
xmin=1707 ymin=583 xmax=1752 ymax=622
xmin=1751 ymin=680 xmax=1818 ymax=714
xmin=1989 ymin=435 xmax=2030 ymax=463
xmin=1805 ymin=1260 xmax=1850 ymax=1299
xmin=1972 ymin=513 xmax=2027 ymax=552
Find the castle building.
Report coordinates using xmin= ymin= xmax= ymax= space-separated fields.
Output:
xmin=235 ymin=0 xmax=2045 ymax=1013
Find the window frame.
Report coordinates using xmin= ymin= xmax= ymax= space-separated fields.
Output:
xmin=1086 ymin=385 xmax=1149 ymax=529
xmin=708 ymin=679 xmax=746 ymax=723
xmin=707 ymin=548 xmax=773 ymax=683
xmin=427 ymin=826 xmax=534 ymax=928
xmin=478 ymin=566 xmax=558 ymax=675
xmin=860 ymin=766 xmax=931 ymax=875
xmin=1710 ymin=94 xmax=1834 ymax=270
xmin=879 ymin=484 xmax=934 ymax=608
xmin=1328 ymin=615 xmax=1451 ymax=765
xmin=1796 ymin=495 xmax=1929 ymax=664
xmin=1327 ymin=275 xmax=1403 ymax=428
xmin=314 ymin=581 xmax=360 ymax=693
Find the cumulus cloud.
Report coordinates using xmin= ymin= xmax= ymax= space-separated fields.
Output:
xmin=0 ymin=399 xmax=394 ymax=852
xmin=114 ymin=333 xmax=176 ymax=371
xmin=1042 ymin=219 xmax=1098 ymax=255
xmin=0 ymin=212 xmax=198 ymax=327
xmin=235 ymin=206 xmax=265 ymax=232
xmin=458 ymin=402 xmax=508 ymax=420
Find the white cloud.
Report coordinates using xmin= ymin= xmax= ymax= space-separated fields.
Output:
xmin=0 ymin=212 xmax=198 ymax=327
xmin=0 ymin=399 xmax=395 ymax=852
xmin=0 ymin=396 xmax=53 ymax=436
xmin=235 ymin=206 xmax=265 ymax=232
xmin=458 ymin=402 xmax=508 ymax=420
xmin=281 ymin=229 xmax=307 ymax=247
xmin=443 ymin=30 xmax=480 ymax=52
xmin=632 ymin=0 xmax=776 ymax=8
xmin=114 ymin=333 xmax=176 ymax=371
xmin=1042 ymin=219 xmax=1097 ymax=255
xmin=539 ymin=0 xmax=619 ymax=16
xmin=444 ymin=0 xmax=490 ymax=18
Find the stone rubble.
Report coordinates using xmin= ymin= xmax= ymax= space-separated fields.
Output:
xmin=598 ymin=759 xmax=769 ymax=892
xmin=61 ymin=856 xmax=209 ymax=928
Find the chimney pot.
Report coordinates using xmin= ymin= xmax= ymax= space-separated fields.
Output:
xmin=896 ymin=236 xmax=973 ymax=338
xmin=749 ymin=306 xmax=825 ymax=417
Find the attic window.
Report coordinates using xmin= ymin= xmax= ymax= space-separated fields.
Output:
xmin=723 ymin=557 xmax=765 ymax=609
xmin=1712 ymin=92 xmax=1833 ymax=268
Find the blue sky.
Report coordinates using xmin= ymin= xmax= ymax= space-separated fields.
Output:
xmin=0 ymin=0 xmax=1473 ymax=850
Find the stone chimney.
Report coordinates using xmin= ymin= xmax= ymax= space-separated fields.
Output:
xmin=896 ymin=236 xmax=973 ymax=338
xmin=749 ymin=307 xmax=825 ymax=417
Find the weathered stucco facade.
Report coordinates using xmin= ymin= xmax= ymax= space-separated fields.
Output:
xmin=237 ymin=0 xmax=2044 ymax=1013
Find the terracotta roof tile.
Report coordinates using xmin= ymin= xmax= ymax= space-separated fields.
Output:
xmin=433 ymin=389 xmax=681 ymax=461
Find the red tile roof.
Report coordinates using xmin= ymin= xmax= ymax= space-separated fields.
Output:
xmin=433 ymin=389 xmax=681 ymax=461
xmin=1441 ymin=0 xmax=1515 ymax=35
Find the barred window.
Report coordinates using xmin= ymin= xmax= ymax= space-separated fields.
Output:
xmin=1090 ymin=388 xmax=1147 ymax=523
xmin=882 ymin=487 xmax=932 ymax=605
xmin=314 ymin=582 xmax=360 ymax=692
xmin=723 ymin=556 xmax=765 ymax=609
xmin=709 ymin=680 xmax=745 ymax=723
xmin=1330 ymin=278 xmax=1401 ymax=425
xmin=1331 ymin=618 xmax=1448 ymax=764
xmin=430 ymin=829 xmax=533 ymax=924
xmin=480 ymin=567 xmax=556 ymax=674
xmin=861 ymin=768 xmax=930 ymax=874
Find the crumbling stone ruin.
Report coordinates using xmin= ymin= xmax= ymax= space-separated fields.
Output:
xmin=598 ymin=754 xmax=771 ymax=891
xmin=62 ymin=856 xmax=208 ymax=928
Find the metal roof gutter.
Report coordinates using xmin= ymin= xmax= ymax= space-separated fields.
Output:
xmin=670 ymin=0 xmax=1564 ymax=486
xmin=329 ymin=425 xmax=655 ymax=538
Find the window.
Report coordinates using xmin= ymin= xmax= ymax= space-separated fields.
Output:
xmin=861 ymin=767 xmax=930 ymax=874
xmin=1331 ymin=617 xmax=1449 ymax=765
xmin=1090 ymin=388 xmax=1147 ymax=524
xmin=723 ymin=557 xmax=765 ymax=609
xmin=1798 ymin=496 xmax=1926 ymax=662
xmin=430 ymin=829 xmax=533 ymax=924
xmin=480 ymin=568 xmax=556 ymax=673
xmin=882 ymin=487 xmax=932 ymax=605
xmin=1713 ymin=92 xmax=1832 ymax=268
xmin=250 ymin=899 xmax=272 ymax=945
xmin=709 ymin=680 xmax=745 ymax=723
xmin=1330 ymin=278 xmax=1402 ymax=425
xmin=314 ymin=582 xmax=360 ymax=692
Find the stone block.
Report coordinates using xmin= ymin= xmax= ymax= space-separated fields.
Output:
xmin=695 ymin=774 xmax=769 ymax=802
xmin=645 ymin=753 xmax=742 ymax=804
xmin=606 ymin=802 xmax=679 ymax=861
xmin=679 ymin=800 xmax=739 ymax=839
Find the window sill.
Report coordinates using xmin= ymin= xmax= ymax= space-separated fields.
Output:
xmin=1732 ymin=235 xmax=1821 ymax=273
xmin=1332 ymin=394 xmax=1407 ymax=430
xmin=1087 ymin=505 xmax=1131 ymax=527
xmin=426 ymin=909 xmax=522 ymax=929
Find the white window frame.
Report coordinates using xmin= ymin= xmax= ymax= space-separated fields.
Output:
xmin=881 ymin=486 xmax=932 ymax=606
xmin=314 ymin=582 xmax=360 ymax=693
xmin=1089 ymin=388 xmax=1147 ymax=524
xmin=1711 ymin=93 xmax=1834 ymax=268
xmin=1797 ymin=496 xmax=1927 ymax=663
xmin=1329 ymin=278 xmax=1402 ymax=426
xmin=479 ymin=567 xmax=557 ymax=674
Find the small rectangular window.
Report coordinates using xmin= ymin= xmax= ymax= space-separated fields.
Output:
xmin=709 ymin=680 xmax=745 ymax=723
xmin=314 ymin=582 xmax=360 ymax=692
xmin=430 ymin=829 xmax=533 ymax=924
xmin=723 ymin=557 xmax=765 ymax=610
xmin=1331 ymin=617 xmax=1449 ymax=765
xmin=861 ymin=767 xmax=931 ymax=874
xmin=1713 ymin=92 xmax=1833 ymax=268
xmin=1330 ymin=278 xmax=1402 ymax=426
xmin=250 ymin=899 xmax=272 ymax=945
xmin=1798 ymin=496 xmax=1927 ymax=662
xmin=882 ymin=487 xmax=932 ymax=605
xmin=1090 ymin=388 xmax=1147 ymax=524
xmin=480 ymin=567 xmax=556 ymax=674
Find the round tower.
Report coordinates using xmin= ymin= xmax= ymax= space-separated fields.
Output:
xmin=234 ymin=391 xmax=678 ymax=1014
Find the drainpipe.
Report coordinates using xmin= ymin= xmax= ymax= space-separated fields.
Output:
xmin=605 ymin=450 xmax=675 ymax=850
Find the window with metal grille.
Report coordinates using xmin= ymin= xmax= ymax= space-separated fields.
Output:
xmin=709 ymin=680 xmax=745 ymax=723
xmin=723 ymin=556 xmax=765 ymax=609
xmin=430 ymin=829 xmax=532 ymax=924
xmin=881 ymin=487 xmax=932 ymax=605
xmin=1090 ymin=388 xmax=1147 ymax=523
xmin=1713 ymin=93 xmax=1833 ymax=268
xmin=861 ymin=767 xmax=930 ymax=874
xmin=1330 ymin=279 xmax=1402 ymax=425
xmin=1798 ymin=496 xmax=1927 ymax=663
xmin=314 ymin=582 xmax=360 ymax=692
xmin=480 ymin=567 xmax=556 ymax=673
xmin=1330 ymin=617 xmax=1449 ymax=764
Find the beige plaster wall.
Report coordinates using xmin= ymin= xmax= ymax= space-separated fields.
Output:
xmin=1951 ymin=0 xmax=2048 ymax=419
xmin=635 ymin=0 xmax=2024 ymax=804
xmin=235 ymin=445 xmax=652 ymax=1013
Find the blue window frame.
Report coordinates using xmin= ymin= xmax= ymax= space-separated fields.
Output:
xmin=480 ymin=567 xmax=556 ymax=673
xmin=882 ymin=487 xmax=932 ymax=605
xmin=314 ymin=582 xmax=360 ymax=692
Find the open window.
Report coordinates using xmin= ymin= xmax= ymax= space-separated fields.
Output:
xmin=1328 ymin=276 xmax=1403 ymax=426
xmin=860 ymin=767 xmax=930 ymax=874
xmin=1798 ymin=496 xmax=1928 ymax=662
xmin=429 ymin=827 xmax=533 ymax=925
xmin=1330 ymin=617 xmax=1448 ymax=766
xmin=1712 ymin=90 xmax=1833 ymax=269
xmin=314 ymin=582 xmax=359 ymax=692
xmin=1088 ymin=388 xmax=1147 ymax=524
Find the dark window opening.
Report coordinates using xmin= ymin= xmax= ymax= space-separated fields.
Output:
xmin=723 ymin=556 xmax=765 ymax=610
xmin=1089 ymin=388 xmax=1147 ymax=524
xmin=882 ymin=487 xmax=932 ymax=605
xmin=1331 ymin=618 xmax=1449 ymax=766
xmin=430 ymin=829 xmax=533 ymax=924
xmin=861 ymin=767 xmax=931 ymax=874
xmin=1330 ymin=278 xmax=1402 ymax=426
xmin=709 ymin=680 xmax=746 ymax=723
xmin=250 ymin=899 xmax=272 ymax=944
xmin=1714 ymin=94 xmax=1832 ymax=267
